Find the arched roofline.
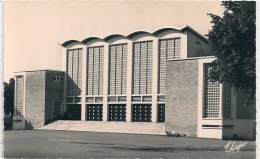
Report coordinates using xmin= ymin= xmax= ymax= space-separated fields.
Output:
xmin=180 ymin=25 xmax=208 ymax=43
xmin=104 ymin=34 xmax=127 ymax=41
xmin=61 ymin=40 xmax=81 ymax=47
xmin=81 ymin=37 xmax=103 ymax=44
xmin=127 ymin=31 xmax=153 ymax=39
xmin=152 ymin=28 xmax=180 ymax=36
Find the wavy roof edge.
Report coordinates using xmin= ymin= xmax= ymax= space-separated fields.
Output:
xmin=61 ymin=25 xmax=208 ymax=47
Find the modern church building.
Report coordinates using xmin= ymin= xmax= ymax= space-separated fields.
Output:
xmin=13 ymin=26 xmax=256 ymax=140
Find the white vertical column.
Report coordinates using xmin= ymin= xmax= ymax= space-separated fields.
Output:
xmin=219 ymin=84 xmax=223 ymax=119
xmin=62 ymin=47 xmax=67 ymax=114
xmin=22 ymin=74 xmax=26 ymax=117
xmin=103 ymin=45 xmax=109 ymax=121
xmin=181 ymin=34 xmax=188 ymax=59
xmin=81 ymin=46 xmax=87 ymax=121
xmin=126 ymin=41 xmax=133 ymax=122
xmin=197 ymin=59 xmax=204 ymax=137
xmin=152 ymin=39 xmax=158 ymax=122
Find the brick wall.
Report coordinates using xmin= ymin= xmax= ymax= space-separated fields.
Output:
xmin=25 ymin=71 xmax=46 ymax=128
xmin=45 ymin=71 xmax=64 ymax=123
xmin=165 ymin=59 xmax=198 ymax=137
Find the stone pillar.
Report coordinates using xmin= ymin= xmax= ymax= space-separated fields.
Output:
xmin=81 ymin=47 xmax=87 ymax=121
xmin=103 ymin=45 xmax=109 ymax=121
xmin=126 ymin=42 xmax=133 ymax=122
xmin=151 ymin=40 xmax=158 ymax=122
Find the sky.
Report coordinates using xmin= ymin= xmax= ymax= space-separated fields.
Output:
xmin=3 ymin=1 xmax=225 ymax=82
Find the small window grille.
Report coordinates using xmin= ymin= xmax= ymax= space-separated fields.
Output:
xmin=87 ymin=104 xmax=103 ymax=121
xmin=133 ymin=104 xmax=151 ymax=122
xmin=53 ymin=76 xmax=63 ymax=81
xmin=143 ymin=96 xmax=152 ymax=102
xmin=118 ymin=96 xmax=127 ymax=102
xmin=204 ymin=64 xmax=220 ymax=118
xmin=132 ymin=96 xmax=141 ymax=102
xmin=66 ymin=49 xmax=82 ymax=96
xmin=157 ymin=104 xmax=165 ymax=122
xmin=132 ymin=41 xmax=153 ymax=95
xmin=86 ymin=97 xmax=94 ymax=103
xmin=158 ymin=38 xmax=181 ymax=94
xmin=95 ymin=97 xmax=103 ymax=103
xmin=108 ymin=96 xmax=117 ymax=102
xmin=53 ymin=100 xmax=61 ymax=119
xmin=108 ymin=44 xmax=128 ymax=95
xmin=86 ymin=46 xmax=104 ymax=95
xmin=109 ymin=104 xmax=126 ymax=121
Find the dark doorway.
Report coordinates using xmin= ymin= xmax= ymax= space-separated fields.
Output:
xmin=67 ymin=104 xmax=81 ymax=120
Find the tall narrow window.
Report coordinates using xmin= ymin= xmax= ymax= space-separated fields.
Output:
xmin=133 ymin=41 xmax=153 ymax=95
xmin=53 ymin=100 xmax=62 ymax=119
xmin=66 ymin=49 xmax=82 ymax=96
xmin=87 ymin=46 xmax=104 ymax=95
xmin=158 ymin=38 xmax=181 ymax=94
xmin=204 ymin=64 xmax=220 ymax=118
xmin=109 ymin=44 xmax=127 ymax=95
xmin=16 ymin=76 xmax=24 ymax=115
xmin=222 ymin=84 xmax=231 ymax=118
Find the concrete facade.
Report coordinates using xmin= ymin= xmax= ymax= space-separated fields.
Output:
xmin=24 ymin=71 xmax=46 ymax=128
xmin=14 ymin=70 xmax=64 ymax=128
xmin=165 ymin=59 xmax=199 ymax=137
xmin=165 ymin=57 xmax=256 ymax=140
xmin=13 ymin=26 xmax=256 ymax=140
xmin=61 ymin=26 xmax=210 ymax=124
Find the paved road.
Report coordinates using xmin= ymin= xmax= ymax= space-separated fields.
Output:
xmin=4 ymin=130 xmax=256 ymax=158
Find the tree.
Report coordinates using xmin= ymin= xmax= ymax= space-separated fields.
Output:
xmin=4 ymin=78 xmax=15 ymax=115
xmin=207 ymin=1 xmax=256 ymax=105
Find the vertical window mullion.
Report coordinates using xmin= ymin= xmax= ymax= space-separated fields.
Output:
xmin=139 ymin=43 xmax=141 ymax=94
xmin=114 ymin=45 xmax=117 ymax=94
xmin=71 ymin=50 xmax=74 ymax=95
xmin=121 ymin=44 xmax=123 ymax=94
xmin=92 ymin=49 xmax=94 ymax=95
xmin=146 ymin=42 xmax=148 ymax=94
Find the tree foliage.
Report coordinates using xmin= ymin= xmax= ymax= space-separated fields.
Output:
xmin=207 ymin=1 xmax=256 ymax=102
xmin=4 ymin=78 xmax=15 ymax=115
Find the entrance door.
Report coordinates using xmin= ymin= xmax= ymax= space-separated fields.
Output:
xmin=53 ymin=100 xmax=62 ymax=120
xmin=67 ymin=104 xmax=81 ymax=120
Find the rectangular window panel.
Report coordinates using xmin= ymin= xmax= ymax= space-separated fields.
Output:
xmin=74 ymin=97 xmax=81 ymax=103
xmin=143 ymin=96 xmax=152 ymax=102
xmin=157 ymin=96 xmax=165 ymax=102
xmin=86 ymin=46 xmax=104 ymax=95
xmin=53 ymin=100 xmax=61 ymax=119
xmin=158 ymin=38 xmax=181 ymax=94
xmin=87 ymin=104 xmax=103 ymax=121
xmin=133 ymin=41 xmax=152 ymax=94
xmin=133 ymin=104 xmax=151 ymax=122
xmin=109 ymin=44 xmax=127 ymax=95
xmin=108 ymin=96 xmax=117 ymax=102
xmin=66 ymin=49 xmax=82 ymax=97
xmin=223 ymin=84 xmax=231 ymax=118
xmin=86 ymin=97 xmax=94 ymax=103
xmin=204 ymin=64 xmax=220 ymax=118
xmin=95 ymin=97 xmax=103 ymax=103
xmin=67 ymin=104 xmax=81 ymax=120
xmin=132 ymin=96 xmax=141 ymax=102
xmin=109 ymin=104 xmax=126 ymax=121
xmin=157 ymin=104 xmax=165 ymax=122
xmin=16 ymin=76 xmax=24 ymax=115
xmin=118 ymin=96 xmax=127 ymax=102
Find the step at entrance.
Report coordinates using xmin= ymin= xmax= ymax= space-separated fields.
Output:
xmin=38 ymin=120 xmax=166 ymax=135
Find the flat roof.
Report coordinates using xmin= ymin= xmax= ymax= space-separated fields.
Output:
xmin=14 ymin=69 xmax=64 ymax=73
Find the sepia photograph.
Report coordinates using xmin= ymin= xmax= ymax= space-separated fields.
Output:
xmin=2 ymin=1 xmax=257 ymax=158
